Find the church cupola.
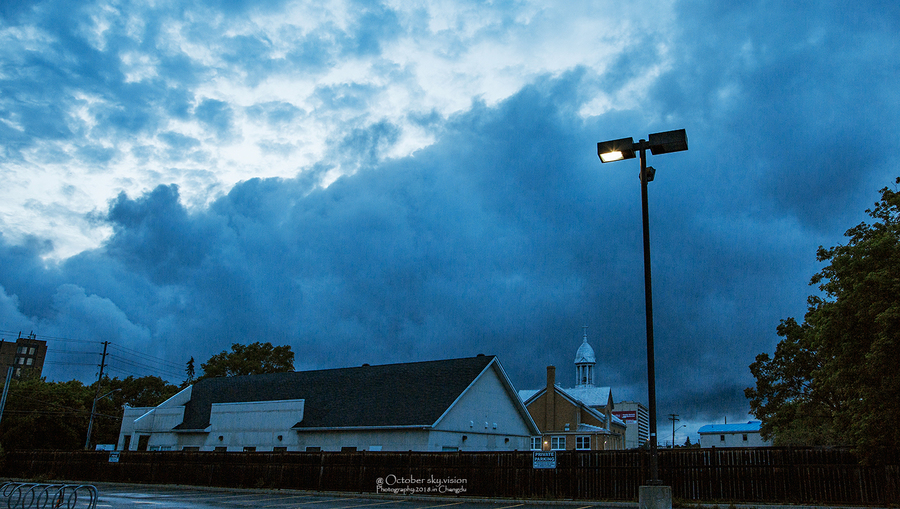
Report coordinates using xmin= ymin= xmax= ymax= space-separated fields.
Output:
xmin=574 ymin=326 xmax=596 ymax=387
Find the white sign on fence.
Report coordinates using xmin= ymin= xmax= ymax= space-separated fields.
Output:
xmin=532 ymin=451 xmax=556 ymax=469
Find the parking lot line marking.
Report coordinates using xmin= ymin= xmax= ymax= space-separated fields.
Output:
xmin=495 ymin=504 xmax=524 ymax=509
xmin=290 ymin=497 xmax=359 ymax=506
xmin=206 ymin=493 xmax=270 ymax=501
xmin=416 ymin=502 xmax=464 ymax=509
xmin=330 ymin=500 xmax=402 ymax=508
xmin=257 ymin=494 xmax=321 ymax=507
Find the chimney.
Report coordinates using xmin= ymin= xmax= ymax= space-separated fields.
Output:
xmin=546 ymin=366 xmax=556 ymax=432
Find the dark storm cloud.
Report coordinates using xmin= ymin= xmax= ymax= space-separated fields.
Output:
xmin=655 ymin=0 xmax=900 ymax=233
xmin=0 ymin=70 xmax=627 ymax=382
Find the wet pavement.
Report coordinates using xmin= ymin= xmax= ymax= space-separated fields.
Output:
xmin=93 ymin=484 xmax=628 ymax=509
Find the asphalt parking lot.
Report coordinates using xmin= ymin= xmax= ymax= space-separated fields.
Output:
xmin=93 ymin=484 xmax=628 ymax=509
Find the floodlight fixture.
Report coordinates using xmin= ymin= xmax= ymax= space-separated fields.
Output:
xmin=597 ymin=137 xmax=636 ymax=163
xmin=648 ymin=129 xmax=688 ymax=155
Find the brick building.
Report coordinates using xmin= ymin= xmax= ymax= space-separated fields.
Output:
xmin=0 ymin=332 xmax=47 ymax=380
xmin=518 ymin=331 xmax=626 ymax=450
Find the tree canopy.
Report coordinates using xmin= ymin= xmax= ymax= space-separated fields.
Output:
xmin=746 ymin=178 xmax=900 ymax=452
xmin=198 ymin=342 xmax=294 ymax=380
xmin=0 ymin=375 xmax=179 ymax=451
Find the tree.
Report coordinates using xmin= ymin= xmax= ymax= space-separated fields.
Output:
xmin=185 ymin=357 xmax=195 ymax=385
xmin=106 ymin=375 xmax=180 ymax=409
xmin=0 ymin=378 xmax=92 ymax=451
xmin=746 ymin=178 xmax=900 ymax=452
xmin=0 ymin=375 xmax=179 ymax=451
xmin=745 ymin=318 xmax=840 ymax=445
xmin=198 ymin=342 xmax=294 ymax=380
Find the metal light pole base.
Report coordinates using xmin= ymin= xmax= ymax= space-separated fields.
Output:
xmin=639 ymin=485 xmax=672 ymax=509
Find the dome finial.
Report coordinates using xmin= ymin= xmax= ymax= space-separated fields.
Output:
xmin=575 ymin=326 xmax=597 ymax=387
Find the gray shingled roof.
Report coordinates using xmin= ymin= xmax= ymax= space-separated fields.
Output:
xmin=174 ymin=355 xmax=496 ymax=431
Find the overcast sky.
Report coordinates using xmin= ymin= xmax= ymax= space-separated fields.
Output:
xmin=1 ymin=0 xmax=898 ymax=444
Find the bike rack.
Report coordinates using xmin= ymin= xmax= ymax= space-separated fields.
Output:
xmin=0 ymin=482 xmax=98 ymax=509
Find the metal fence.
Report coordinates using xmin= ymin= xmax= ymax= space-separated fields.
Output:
xmin=0 ymin=483 xmax=98 ymax=509
xmin=2 ymin=447 xmax=897 ymax=504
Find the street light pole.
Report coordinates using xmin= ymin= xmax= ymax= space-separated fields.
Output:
xmin=638 ymin=140 xmax=661 ymax=484
xmin=84 ymin=388 xmax=121 ymax=450
xmin=597 ymin=128 xmax=688 ymax=489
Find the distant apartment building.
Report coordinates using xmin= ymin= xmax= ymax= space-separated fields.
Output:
xmin=0 ymin=332 xmax=48 ymax=379
xmin=613 ymin=401 xmax=649 ymax=449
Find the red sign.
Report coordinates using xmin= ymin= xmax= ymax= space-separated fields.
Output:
xmin=613 ymin=411 xmax=637 ymax=422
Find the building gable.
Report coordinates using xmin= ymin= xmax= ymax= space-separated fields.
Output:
xmin=524 ymin=386 xmax=609 ymax=432
xmin=434 ymin=360 xmax=538 ymax=436
xmin=175 ymin=355 xmax=496 ymax=431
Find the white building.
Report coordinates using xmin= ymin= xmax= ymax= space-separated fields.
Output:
xmin=697 ymin=421 xmax=772 ymax=448
xmin=117 ymin=355 xmax=540 ymax=452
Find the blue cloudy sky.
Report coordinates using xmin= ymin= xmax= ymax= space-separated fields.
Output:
xmin=1 ymin=0 xmax=898 ymax=444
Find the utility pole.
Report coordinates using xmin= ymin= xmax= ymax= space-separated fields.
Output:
xmin=84 ymin=341 xmax=109 ymax=450
xmin=668 ymin=413 xmax=680 ymax=448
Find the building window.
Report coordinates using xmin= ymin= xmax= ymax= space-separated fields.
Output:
xmin=305 ymin=446 xmax=321 ymax=452
xmin=28 ymin=347 xmax=35 ymax=355
xmin=273 ymin=447 xmax=287 ymax=452
xmin=575 ymin=436 xmax=590 ymax=450
xmin=531 ymin=437 xmax=541 ymax=451
xmin=743 ymin=434 xmax=748 ymax=441
xmin=341 ymin=446 xmax=357 ymax=452
xmin=720 ymin=435 xmax=725 ymax=442
xmin=550 ymin=436 xmax=565 ymax=450
xmin=26 ymin=358 xmax=33 ymax=366
xmin=214 ymin=447 xmax=227 ymax=452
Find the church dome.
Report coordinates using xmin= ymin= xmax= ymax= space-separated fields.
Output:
xmin=575 ymin=337 xmax=596 ymax=364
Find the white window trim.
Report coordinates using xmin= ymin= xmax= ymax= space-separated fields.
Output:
xmin=550 ymin=436 xmax=565 ymax=451
xmin=575 ymin=436 xmax=590 ymax=450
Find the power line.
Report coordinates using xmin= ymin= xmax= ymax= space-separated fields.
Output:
xmin=2 ymin=329 xmax=190 ymax=380
xmin=107 ymin=343 xmax=184 ymax=370
xmin=106 ymin=354 xmax=184 ymax=380
xmin=0 ymin=329 xmax=102 ymax=345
